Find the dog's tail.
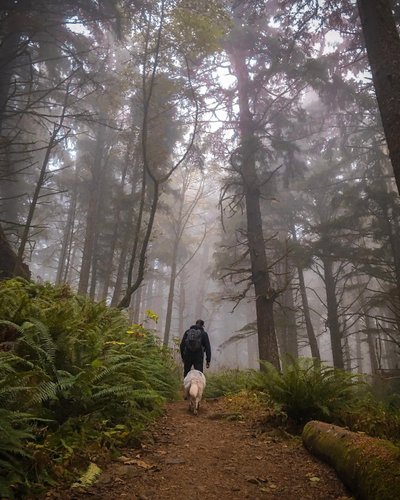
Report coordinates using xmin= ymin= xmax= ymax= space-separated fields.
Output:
xmin=189 ymin=381 xmax=199 ymax=399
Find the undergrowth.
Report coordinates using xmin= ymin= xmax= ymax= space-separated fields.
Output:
xmin=204 ymin=369 xmax=259 ymax=398
xmin=0 ymin=278 xmax=180 ymax=498
xmin=203 ymin=360 xmax=400 ymax=444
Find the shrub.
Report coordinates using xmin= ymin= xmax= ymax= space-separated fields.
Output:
xmin=0 ymin=410 xmax=36 ymax=498
xmin=204 ymin=369 xmax=259 ymax=398
xmin=337 ymin=396 xmax=400 ymax=444
xmin=0 ymin=279 xmax=179 ymax=496
xmin=258 ymin=357 xmax=365 ymax=424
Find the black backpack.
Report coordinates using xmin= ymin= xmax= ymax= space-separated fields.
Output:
xmin=185 ymin=328 xmax=203 ymax=352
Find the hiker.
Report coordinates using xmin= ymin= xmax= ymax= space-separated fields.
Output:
xmin=180 ymin=319 xmax=211 ymax=377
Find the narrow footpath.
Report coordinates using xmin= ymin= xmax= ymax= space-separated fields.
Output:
xmin=51 ymin=398 xmax=352 ymax=500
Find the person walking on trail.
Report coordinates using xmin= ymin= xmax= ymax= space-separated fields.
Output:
xmin=180 ymin=319 xmax=211 ymax=377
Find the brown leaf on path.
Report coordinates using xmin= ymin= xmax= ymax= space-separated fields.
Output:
xmin=122 ymin=458 xmax=155 ymax=469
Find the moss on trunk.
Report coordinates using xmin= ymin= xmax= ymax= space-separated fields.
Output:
xmin=302 ymin=420 xmax=400 ymax=500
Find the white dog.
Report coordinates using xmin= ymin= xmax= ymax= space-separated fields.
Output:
xmin=183 ymin=369 xmax=206 ymax=415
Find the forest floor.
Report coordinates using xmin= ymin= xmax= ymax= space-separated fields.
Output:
xmin=48 ymin=397 xmax=353 ymax=500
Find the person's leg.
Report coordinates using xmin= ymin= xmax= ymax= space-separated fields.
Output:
xmin=183 ymin=356 xmax=193 ymax=377
xmin=193 ymin=353 xmax=204 ymax=372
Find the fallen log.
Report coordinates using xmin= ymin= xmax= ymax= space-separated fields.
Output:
xmin=302 ymin=420 xmax=400 ymax=500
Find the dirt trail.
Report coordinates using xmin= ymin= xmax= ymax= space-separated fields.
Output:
xmin=51 ymin=398 xmax=351 ymax=500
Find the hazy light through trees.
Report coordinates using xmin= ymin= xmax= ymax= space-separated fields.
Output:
xmin=1 ymin=0 xmax=400 ymax=374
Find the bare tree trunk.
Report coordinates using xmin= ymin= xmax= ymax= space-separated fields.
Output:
xmin=78 ymin=122 xmax=106 ymax=295
xmin=111 ymin=228 xmax=130 ymax=306
xmin=291 ymin=227 xmax=320 ymax=359
xmin=163 ymin=248 xmax=178 ymax=346
xmin=101 ymin=127 xmax=136 ymax=301
xmin=118 ymin=0 xmax=198 ymax=309
xmin=355 ymin=330 xmax=363 ymax=374
xmin=178 ymin=270 xmax=187 ymax=335
xmin=281 ymin=285 xmax=298 ymax=359
xmin=357 ymin=0 xmax=400 ymax=194
xmin=297 ymin=265 xmax=320 ymax=359
xmin=118 ymin=181 xmax=160 ymax=308
xmin=110 ymin=171 xmax=141 ymax=306
xmin=0 ymin=30 xmax=20 ymax=134
xmin=322 ymin=256 xmax=344 ymax=369
xmin=15 ymin=93 xmax=69 ymax=272
xmin=132 ymin=284 xmax=142 ymax=324
xmin=89 ymin=230 xmax=100 ymax=299
xmin=230 ymin=47 xmax=280 ymax=370
xmin=365 ymin=314 xmax=378 ymax=375
xmin=0 ymin=30 xmax=22 ymax=227
xmin=343 ymin=334 xmax=352 ymax=371
xmin=56 ymin=177 xmax=77 ymax=284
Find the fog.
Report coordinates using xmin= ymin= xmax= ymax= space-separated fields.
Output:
xmin=1 ymin=0 xmax=400 ymax=375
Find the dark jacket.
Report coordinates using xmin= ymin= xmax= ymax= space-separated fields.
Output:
xmin=180 ymin=325 xmax=211 ymax=363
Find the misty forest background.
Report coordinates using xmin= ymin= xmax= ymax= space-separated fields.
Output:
xmin=2 ymin=0 xmax=400 ymax=376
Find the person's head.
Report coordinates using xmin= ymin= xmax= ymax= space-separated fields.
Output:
xmin=195 ymin=319 xmax=204 ymax=327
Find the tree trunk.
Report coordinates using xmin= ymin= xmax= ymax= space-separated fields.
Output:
xmin=118 ymin=181 xmax=160 ymax=308
xmin=365 ymin=314 xmax=378 ymax=374
xmin=15 ymin=102 xmax=68 ymax=272
xmin=78 ymin=122 xmax=106 ymax=295
xmin=303 ymin=420 xmax=400 ymax=500
xmin=0 ymin=224 xmax=30 ymax=280
xmin=322 ymin=256 xmax=344 ymax=369
xmin=297 ymin=264 xmax=320 ymax=359
xmin=110 ymin=228 xmax=130 ymax=306
xmin=0 ymin=30 xmax=22 ymax=227
xmin=89 ymin=230 xmax=100 ymax=300
xmin=163 ymin=249 xmax=178 ymax=346
xmin=178 ymin=270 xmax=187 ymax=335
xmin=281 ymin=285 xmax=298 ymax=360
xmin=357 ymin=0 xmax=400 ymax=194
xmin=110 ymin=170 xmax=140 ymax=306
xmin=0 ymin=30 xmax=20 ymax=134
xmin=132 ymin=284 xmax=142 ymax=324
xmin=163 ymin=182 xmax=186 ymax=346
xmin=230 ymin=47 xmax=280 ymax=370
xmin=291 ymin=226 xmax=321 ymax=360
xmin=343 ymin=334 xmax=352 ymax=371
xmin=56 ymin=180 xmax=77 ymax=285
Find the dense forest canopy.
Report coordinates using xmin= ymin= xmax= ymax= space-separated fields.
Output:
xmin=2 ymin=0 xmax=400 ymax=374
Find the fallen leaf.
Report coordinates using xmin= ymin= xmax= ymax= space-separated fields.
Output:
xmin=309 ymin=476 xmax=321 ymax=483
xmin=123 ymin=459 xmax=154 ymax=469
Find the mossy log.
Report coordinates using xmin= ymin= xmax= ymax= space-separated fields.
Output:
xmin=302 ymin=420 xmax=400 ymax=500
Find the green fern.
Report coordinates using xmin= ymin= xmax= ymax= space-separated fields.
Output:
xmin=0 ymin=409 xmax=35 ymax=497
xmin=0 ymin=278 xmax=180 ymax=496
xmin=258 ymin=357 xmax=364 ymax=423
